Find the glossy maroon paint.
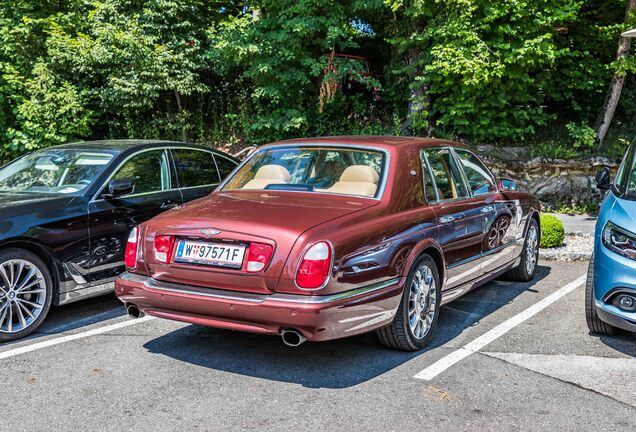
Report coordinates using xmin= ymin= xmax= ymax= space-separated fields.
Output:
xmin=115 ymin=136 xmax=541 ymax=341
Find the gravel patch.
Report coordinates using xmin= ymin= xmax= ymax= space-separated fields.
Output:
xmin=540 ymin=234 xmax=594 ymax=262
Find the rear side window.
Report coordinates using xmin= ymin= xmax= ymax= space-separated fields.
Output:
xmin=421 ymin=148 xmax=468 ymax=200
xmin=214 ymin=154 xmax=238 ymax=180
xmin=173 ymin=149 xmax=220 ymax=187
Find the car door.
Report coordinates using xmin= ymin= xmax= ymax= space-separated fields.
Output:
xmin=172 ymin=148 xmax=237 ymax=202
xmin=421 ymin=147 xmax=485 ymax=289
xmin=86 ymin=148 xmax=182 ymax=284
xmin=453 ymin=148 xmax=519 ymax=275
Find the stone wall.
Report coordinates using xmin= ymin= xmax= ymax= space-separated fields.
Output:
xmin=477 ymin=146 xmax=619 ymax=211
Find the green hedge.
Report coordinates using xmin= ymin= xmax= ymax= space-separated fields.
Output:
xmin=539 ymin=215 xmax=565 ymax=248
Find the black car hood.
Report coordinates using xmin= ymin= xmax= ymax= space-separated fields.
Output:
xmin=0 ymin=192 xmax=78 ymax=208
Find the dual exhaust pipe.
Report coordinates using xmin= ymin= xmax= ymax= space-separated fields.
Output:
xmin=127 ymin=304 xmax=306 ymax=347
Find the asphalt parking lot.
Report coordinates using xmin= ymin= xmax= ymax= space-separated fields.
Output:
xmin=1 ymin=261 xmax=634 ymax=432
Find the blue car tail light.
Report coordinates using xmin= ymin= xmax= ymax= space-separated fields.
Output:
xmin=602 ymin=222 xmax=636 ymax=260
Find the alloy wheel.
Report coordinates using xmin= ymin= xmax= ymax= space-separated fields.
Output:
xmin=0 ymin=259 xmax=47 ymax=334
xmin=525 ymin=225 xmax=538 ymax=275
xmin=407 ymin=263 xmax=437 ymax=339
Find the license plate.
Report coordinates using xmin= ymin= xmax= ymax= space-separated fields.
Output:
xmin=174 ymin=240 xmax=246 ymax=268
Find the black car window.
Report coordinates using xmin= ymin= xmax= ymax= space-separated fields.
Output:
xmin=454 ymin=149 xmax=496 ymax=196
xmin=214 ymin=154 xmax=238 ymax=181
xmin=110 ymin=150 xmax=170 ymax=196
xmin=174 ymin=149 xmax=220 ymax=187
xmin=421 ymin=148 xmax=468 ymax=200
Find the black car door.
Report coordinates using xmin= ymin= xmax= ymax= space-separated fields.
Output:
xmin=86 ymin=148 xmax=182 ymax=284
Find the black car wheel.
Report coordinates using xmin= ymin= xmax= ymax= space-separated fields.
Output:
xmin=585 ymin=253 xmax=615 ymax=335
xmin=0 ymin=248 xmax=53 ymax=342
xmin=505 ymin=218 xmax=539 ymax=282
xmin=377 ymin=254 xmax=441 ymax=351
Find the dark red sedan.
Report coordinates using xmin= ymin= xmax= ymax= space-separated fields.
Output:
xmin=115 ymin=136 xmax=541 ymax=351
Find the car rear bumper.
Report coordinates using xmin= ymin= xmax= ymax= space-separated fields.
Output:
xmin=115 ymin=272 xmax=404 ymax=341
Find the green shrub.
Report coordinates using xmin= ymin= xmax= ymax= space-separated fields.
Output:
xmin=539 ymin=215 xmax=565 ymax=248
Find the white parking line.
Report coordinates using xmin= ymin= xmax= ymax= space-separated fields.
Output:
xmin=0 ymin=316 xmax=154 ymax=360
xmin=414 ymin=274 xmax=587 ymax=381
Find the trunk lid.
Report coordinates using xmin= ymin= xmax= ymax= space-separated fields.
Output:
xmin=143 ymin=191 xmax=377 ymax=293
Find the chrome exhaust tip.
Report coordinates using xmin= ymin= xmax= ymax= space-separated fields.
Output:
xmin=281 ymin=328 xmax=307 ymax=347
xmin=126 ymin=304 xmax=144 ymax=319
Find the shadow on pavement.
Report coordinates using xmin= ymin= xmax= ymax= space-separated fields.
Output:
xmin=0 ymin=295 xmax=125 ymax=348
xmin=599 ymin=333 xmax=636 ymax=358
xmin=143 ymin=266 xmax=551 ymax=389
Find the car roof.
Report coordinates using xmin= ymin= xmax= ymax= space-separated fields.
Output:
xmin=269 ymin=136 xmax=469 ymax=150
xmin=46 ymin=139 xmax=237 ymax=160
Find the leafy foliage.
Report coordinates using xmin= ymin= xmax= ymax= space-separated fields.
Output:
xmin=540 ymin=214 xmax=566 ymax=248
xmin=0 ymin=0 xmax=634 ymax=161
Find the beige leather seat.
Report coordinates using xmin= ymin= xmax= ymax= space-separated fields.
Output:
xmin=319 ymin=165 xmax=379 ymax=197
xmin=242 ymin=165 xmax=291 ymax=190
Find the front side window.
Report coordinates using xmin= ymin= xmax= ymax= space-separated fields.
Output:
xmin=109 ymin=150 xmax=170 ymax=196
xmin=421 ymin=148 xmax=468 ymax=200
xmin=0 ymin=149 xmax=114 ymax=195
xmin=222 ymin=146 xmax=385 ymax=198
xmin=454 ymin=149 xmax=496 ymax=196
xmin=615 ymin=142 xmax=636 ymax=198
xmin=173 ymin=149 xmax=220 ymax=187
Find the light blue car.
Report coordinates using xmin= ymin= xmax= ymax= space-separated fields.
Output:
xmin=587 ymin=144 xmax=636 ymax=334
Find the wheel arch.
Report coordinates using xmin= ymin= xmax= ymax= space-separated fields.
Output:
xmin=401 ymin=239 xmax=445 ymax=285
xmin=0 ymin=239 xmax=61 ymax=294
xmin=528 ymin=209 xmax=541 ymax=241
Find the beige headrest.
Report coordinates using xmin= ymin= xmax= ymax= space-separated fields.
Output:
xmin=339 ymin=165 xmax=379 ymax=184
xmin=254 ymin=164 xmax=291 ymax=182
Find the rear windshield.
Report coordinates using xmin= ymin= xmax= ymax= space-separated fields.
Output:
xmin=222 ymin=146 xmax=386 ymax=198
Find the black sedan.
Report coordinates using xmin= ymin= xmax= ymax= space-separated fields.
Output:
xmin=0 ymin=140 xmax=238 ymax=341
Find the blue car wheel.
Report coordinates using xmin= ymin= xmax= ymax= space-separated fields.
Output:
xmin=585 ymin=253 xmax=615 ymax=335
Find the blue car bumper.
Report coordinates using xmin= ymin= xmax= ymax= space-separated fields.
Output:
xmin=593 ymin=242 xmax=636 ymax=332
xmin=593 ymin=193 xmax=636 ymax=333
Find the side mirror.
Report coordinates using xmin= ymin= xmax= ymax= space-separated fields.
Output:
xmin=106 ymin=179 xmax=135 ymax=198
xmin=498 ymin=177 xmax=518 ymax=192
xmin=595 ymin=166 xmax=611 ymax=190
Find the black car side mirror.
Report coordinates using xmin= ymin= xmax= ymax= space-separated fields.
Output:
xmin=498 ymin=177 xmax=518 ymax=192
xmin=106 ymin=179 xmax=135 ymax=198
xmin=595 ymin=166 xmax=611 ymax=190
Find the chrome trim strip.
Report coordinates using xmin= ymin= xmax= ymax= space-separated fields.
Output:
xmin=446 ymin=238 xmax=522 ymax=269
xmin=91 ymin=146 xmax=228 ymax=202
xmin=120 ymin=272 xmax=401 ymax=305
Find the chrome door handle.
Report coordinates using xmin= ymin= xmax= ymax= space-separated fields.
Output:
xmin=440 ymin=215 xmax=457 ymax=223
xmin=481 ymin=205 xmax=495 ymax=214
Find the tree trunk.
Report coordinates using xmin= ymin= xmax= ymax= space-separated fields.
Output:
xmin=174 ymin=90 xmax=188 ymax=143
xmin=595 ymin=0 xmax=636 ymax=149
xmin=403 ymin=21 xmax=432 ymax=136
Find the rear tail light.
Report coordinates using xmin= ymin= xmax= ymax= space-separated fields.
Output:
xmin=295 ymin=241 xmax=332 ymax=289
xmin=246 ymin=242 xmax=274 ymax=273
xmin=124 ymin=227 xmax=139 ymax=269
xmin=154 ymin=235 xmax=175 ymax=264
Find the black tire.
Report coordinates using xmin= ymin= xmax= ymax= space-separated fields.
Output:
xmin=0 ymin=248 xmax=53 ymax=342
xmin=505 ymin=218 xmax=539 ymax=282
xmin=585 ymin=253 xmax=615 ymax=335
xmin=377 ymin=254 xmax=441 ymax=351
